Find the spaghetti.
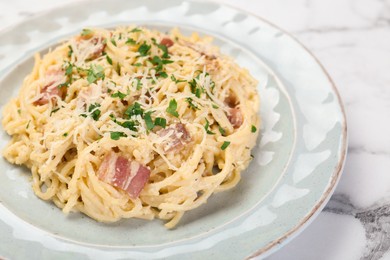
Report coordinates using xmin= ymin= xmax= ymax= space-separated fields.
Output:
xmin=2 ymin=26 xmax=260 ymax=228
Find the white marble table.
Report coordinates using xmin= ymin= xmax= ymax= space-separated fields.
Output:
xmin=1 ymin=0 xmax=389 ymax=259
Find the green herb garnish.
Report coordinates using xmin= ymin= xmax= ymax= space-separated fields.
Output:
xmin=88 ymin=103 xmax=101 ymax=121
xmin=110 ymin=38 xmax=117 ymax=47
xmin=144 ymin=111 xmax=154 ymax=131
xmin=185 ymin=97 xmax=199 ymax=110
xmin=218 ymin=126 xmax=226 ymax=136
xmin=110 ymin=132 xmax=126 ymax=140
xmin=124 ymin=102 xmax=144 ymax=118
xmin=106 ymin=55 xmax=113 ymax=65
xmin=81 ymin=29 xmax=93 ymax=37
xmin=125 ymin=38 xmax=136 ymax=45
xmin=251 ymin=125 xmax=257 ymax=133
xmin=111 ymin=91 xmax=127 ymax=99
xmin=87 ymin=64 xmax=105 ymax=84
xmin=130 ymin=28 xmax=142 ymax=33
xmin=204 ymin=118 xmax=215 ymax=135
xmin=166 ymin=99 xmax=179 ymax=117
xmin=221 ymin=141 xmax=231 ymax=150
xmin=138 ymin=43 xmax=151 ymax=56
xmin=154 ymin=117 xmax=166 ymax=128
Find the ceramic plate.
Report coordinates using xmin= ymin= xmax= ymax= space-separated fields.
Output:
xmin=0 ymin=0 xmax=347 ymax=259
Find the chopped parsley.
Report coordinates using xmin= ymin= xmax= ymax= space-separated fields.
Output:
xmin=50 ymin=107 xmax=60 ymax=116
xmin=133 ymin=63 xmax=142 ymax=67
xmin=125 ymin=102 xmax=144 ymax=118
xmin=144 ymin=111 xmax=154 ymax=131
xmin=67 ymin=45 xmax=73 ymax=58
xmin=221 ymin=141 xmax=231 ymax=150
xmin=204 ymin=118 xmax=215 ymax=135
xmin=87 ymin=64 xmax=105 ymax=84
xmin=130 ymin=28 xmax=142 ymax=33
xmin=63 ymin=133 xmax=68 ymax=137
xmin=138 ymin=43 xmax=151 ymax=56
xmin=171 ymin=74 xmax=186 ymax=83
xmin=185 ymin=97 xmax=199 ymax=110
xmin=251 ymin=125 xmax=257 ymax=133
xmin=111 ymin=91 xmax=127 ymax=99
xmin=218 ymin=126 xmax=226 ymax=136
xmin=125 ymin=38 xmax=136 ymax=45
xmin=110 ymin=131 xmax=126 ymax=140
xmin=133 ymin=78 xmax=142 ymax=90
xmin=81 ymin=29 xmax=93 ymax=37
xmin=88 ymin=103 xmax=101 ymax=121
xmin=26 ymin=120 xmax=31 ymax=129
xmin=65 ymin=62 xmax=73 ymax=76
xmin=154 ymin=117 xmax=166 ymax=128
xmin=166 ymin=99 xmax=179 ymax=117
xmin=157 ymin=43 xmax=169 ymax=59
xmin=120 ymin=120 xmax=137 ymax=131
xmin=106 ymin=55 xmax=113 ymax=65
xmin=110 ymin=38 xmax=117 ymax=47
xmin=157 ymin=71 xmax=168 ymax=78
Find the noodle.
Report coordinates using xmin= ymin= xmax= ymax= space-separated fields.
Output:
xmin=2 ymin=26 xmax=260 ymax=228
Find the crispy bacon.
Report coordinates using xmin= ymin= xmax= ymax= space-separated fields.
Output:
xmin=160 ymin=38 xmax=174 ymax=48
xmin=227 ymin=108 xmax=243 ymax=129
xmin=97 ymin=152 xmax=150 ymax=199
xmin=34 ymin=70 xmax=66 ymax=106
xmin=158 ymin=123 xmax=191 ymax=152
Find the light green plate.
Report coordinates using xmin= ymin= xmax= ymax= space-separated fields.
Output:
xmin=0 ymin=0 xmax=347 ymax=259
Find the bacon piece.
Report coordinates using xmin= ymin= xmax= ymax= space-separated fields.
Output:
xmin=97 ymin=152 xmax=150 ymax=199
xmin=158 ymin=123 xmax=191 ymax=152
xmin=160 ymin=38 xmax=174 ymax=48
xmin=34 ymin=70 xmax=67 ymax=106
xmin=75 ymin=35 xmax=106 ymax=61
xmin=227 ymin=108 xmax=243 ymax=129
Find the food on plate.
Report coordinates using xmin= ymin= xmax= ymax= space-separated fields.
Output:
xmin=2 ymin=26 xmax=260 ymax=228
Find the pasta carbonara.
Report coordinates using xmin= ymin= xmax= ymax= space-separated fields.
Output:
xmin=2 ymin=26 xmax=260 ymax=228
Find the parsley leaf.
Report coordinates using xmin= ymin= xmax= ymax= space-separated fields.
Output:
xmin=171 ymin=74 xmax=186 ymax=83
xmin=124 ymin=102 xmax=144 ymax=118
xmin=111 ymin=91 xmax=127 ymax=99
xmin=221 ymin=141 xmax=231 ymax=150
xmin=63 ymin=133 xmax=68 ymax=137
xmin=130 ymin=28 xmax=142 ymax=33
xmin=251 ymin=125 xmax=257 ymax=133
xmin=144 ymin=111 xmax=155 ymax=131
xmin=185 ymin=97 xmax=199 ymax=110
xmin=138 ymin=43 xmax=151 ymax=56
xmin=166 ymin=99 xmax=179 ymax=117
xmin=67 ymin=45 xmax=73 ymax=58
xmin=81 ymin=29 xmax=93 ymax=37
xmin=65 ymin=62 xmax=73 ymax=76
xmin=154 ymin=117 xmax=166 ymax=128
xmin=218 ymin=126 xmax=226 ymax=136
xmin=87 ymin=64 xmax=105 ymax=84
xmin=50 ymin=107 xmax=60 ymax=116
xmin=110 ymin=38 xmax=117 ymax=47
xmin=106 ymin=55 xmax=113 ymax=65
xmin=88 ymin=103 xmax=101 ymax=121
xmin=133 ymin=63 xmax=142 ymax=67
xmin=157 ymin=43 xmax=169 ymax=58
xmin=157 ymin=71 xmax=168 ymax=78
xmin=133 ymin=78 xmax=142 ymax=90
xmin=120 ymin=120 xmax=138 ymax=131
xmin=204 ymin=118 xmax=215 ymax=135
xmin=110 ymin=132 xmax=126 ymax=140
xmin=125 ymin=38 xmax=136 ymax=45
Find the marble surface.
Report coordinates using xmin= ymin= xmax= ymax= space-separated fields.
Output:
xmin=0 ymin=0 xmax=389 ymax=259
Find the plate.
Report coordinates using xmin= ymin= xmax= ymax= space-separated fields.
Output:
xmin=0 ymin=0 xmax=347 ymax=259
